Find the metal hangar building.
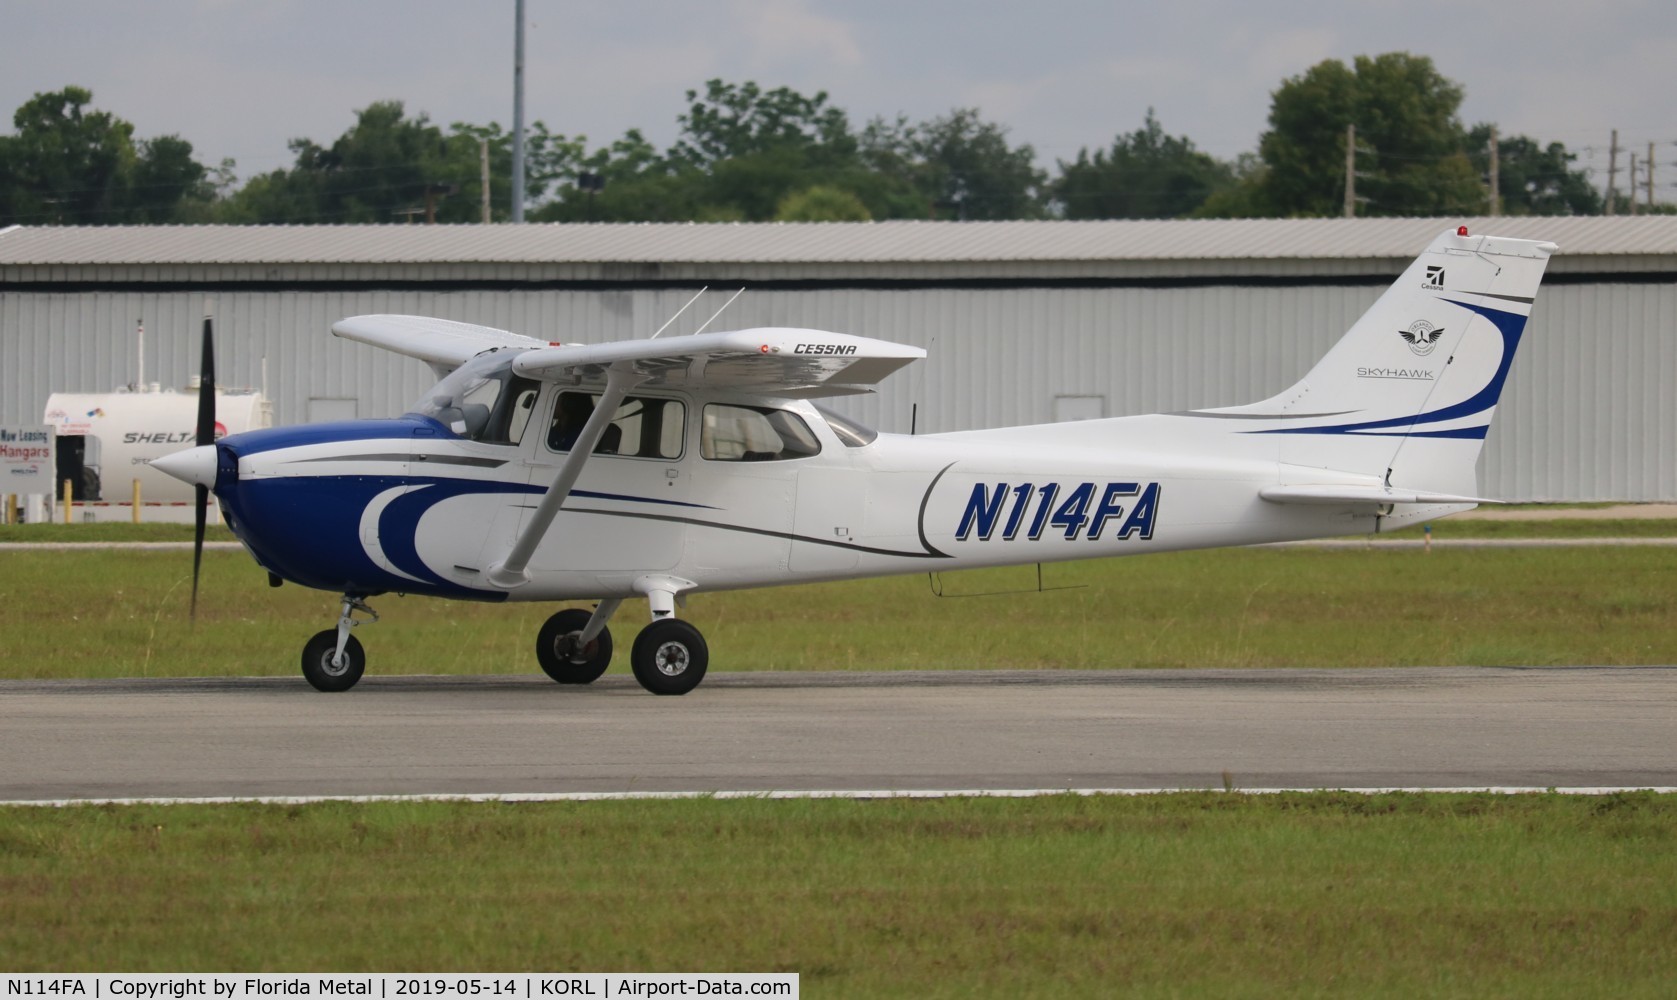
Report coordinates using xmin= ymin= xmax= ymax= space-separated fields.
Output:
xmin=2 ymin=216 xmax=1674 ymax=501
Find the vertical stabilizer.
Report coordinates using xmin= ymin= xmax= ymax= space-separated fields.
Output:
xmin=1209 ymin=229 xmax=1555 ymax=496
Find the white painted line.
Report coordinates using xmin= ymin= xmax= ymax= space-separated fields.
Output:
xmin=0 ymin=541 xmax=243 ymax=551
xmin=7 ymin=787 xmax=1674 ymax=807
xmin=1264 ymin=537 xmax=1677 ymax=548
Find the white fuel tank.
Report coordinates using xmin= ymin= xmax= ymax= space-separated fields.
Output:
xmin=43 ymin=387 xmax=274 ymax=506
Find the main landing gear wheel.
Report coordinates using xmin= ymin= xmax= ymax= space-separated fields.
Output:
xmin=301 ymin=630 xmax=366 ymax=692
xmin=537 ymin=608 xmax=613 ymax=684
xmin=630 ymin=619 xmax=708 ymax=696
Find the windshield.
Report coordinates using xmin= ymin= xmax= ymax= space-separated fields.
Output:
xmin=407 ymin=351 xmax=541 ymax=444
xmin=814 ymin=405 xmax=878 ymax=447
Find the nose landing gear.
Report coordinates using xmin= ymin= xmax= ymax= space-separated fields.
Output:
xmin=301 ymin=596 xmax=377 ymax=692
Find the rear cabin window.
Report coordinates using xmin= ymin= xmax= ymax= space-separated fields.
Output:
xmin=546 ymin=391 xmax=685 ymax=459
xmin=701 ymin=404 xmax=822 ymax=461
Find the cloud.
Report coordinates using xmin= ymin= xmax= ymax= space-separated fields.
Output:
xmin=729 ymin=0 xmax=864 ymax=69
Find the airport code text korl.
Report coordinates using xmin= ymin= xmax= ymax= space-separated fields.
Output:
xmin=4 ymin=978 xmax=795 ymax=1000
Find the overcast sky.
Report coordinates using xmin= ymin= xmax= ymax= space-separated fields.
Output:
xmin=4 ymin=0 xmax=1673 ymax=195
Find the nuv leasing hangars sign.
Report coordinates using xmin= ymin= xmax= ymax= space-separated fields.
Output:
xmin=0 ymin=425 xmax=54 ymax=489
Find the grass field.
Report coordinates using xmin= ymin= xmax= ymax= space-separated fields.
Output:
xmin=3 ymin=793 xmax=1674 ymax=996
xmin=6 ymin=523 xmax=1675 ymax=991
xmin=0 ymin=540 xmax=1673 ymax=679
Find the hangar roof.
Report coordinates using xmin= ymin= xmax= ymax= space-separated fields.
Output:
xmin=3 ymin=216 xmax=1676 ymax=267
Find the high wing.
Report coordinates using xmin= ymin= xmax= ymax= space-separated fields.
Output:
xmin=333 ymin=316 xmax=925 ymax=398
xmin=512 ymin=327 xmax=925 ymax=398
xmin=332 ymin=315 xmax=548 ymax=379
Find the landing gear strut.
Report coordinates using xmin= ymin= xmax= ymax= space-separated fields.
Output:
xmin=301 ymin=596 xmax=377 ymax=692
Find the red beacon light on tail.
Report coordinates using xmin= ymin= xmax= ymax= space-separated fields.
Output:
xmin=1457 ymin=225 xmax=1469 ymax=236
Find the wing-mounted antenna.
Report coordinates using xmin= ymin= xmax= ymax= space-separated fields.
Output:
xmin=691 ymin=288 xmax=746 ymax=337
xmin=649 ymin=288 xmax=709 ymax=340
xmin=646 ymin=286 xmax=747 ymax=341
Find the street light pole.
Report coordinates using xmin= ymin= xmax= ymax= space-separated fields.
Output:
xmin=511 ymin=0 xmax=526 ymax=222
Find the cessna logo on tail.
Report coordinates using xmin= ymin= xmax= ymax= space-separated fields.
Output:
xmin=1399 ymin=320 xmax=1446 ymax=357
xmin=794 ymin=344 xmax=857 ymax=356
xmin=1423 ymin=265 xmax=1445 ymax=289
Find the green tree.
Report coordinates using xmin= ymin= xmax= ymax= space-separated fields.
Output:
xmin=224 ymin=101 xmax=582 ymax=224
xmin=537 ymin=80 xmax=903 ymax=224
xmin=0 ymin=86 xmax=219 ymax=225
xmin=902 ymin=108 xmax=1046 ymax=220
xmin=1053 ymin=110 xmax=1234 ymax=219
xmin=530 ymin=128 xmax=698 ymax=223
xmin=670 ymin=79 xmax=853 ymax=167
xmin=775 ymin=184 xmax=872 ymax=221
xmin=1467 ymin=125 xmax=1602 ymax=215
xmin=1253 ymin=53 xmax=1484 ymax=217
xmin=0 ymin=86 xmax=136 ymax=224
xmin=128 ymin=134 xmax=215 ymax=222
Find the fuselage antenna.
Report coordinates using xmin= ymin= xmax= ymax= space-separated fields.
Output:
xmin=691 ymin=287 xmax=747 ymax=337
xmin=649 ymin=287 xmax=709 ymax=340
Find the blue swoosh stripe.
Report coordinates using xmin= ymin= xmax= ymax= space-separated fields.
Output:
xmin=1252 ymin=300 xmax=1525 ymax=437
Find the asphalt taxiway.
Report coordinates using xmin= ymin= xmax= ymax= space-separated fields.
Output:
xmin=1 ymin=666 xmax=1672 ymax=802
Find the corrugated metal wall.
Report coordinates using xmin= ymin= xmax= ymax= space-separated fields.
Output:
xmin=3 ymin=281 xmax=1672 ymax=501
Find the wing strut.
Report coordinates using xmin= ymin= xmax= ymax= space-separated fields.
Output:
xmin=486 ymin=365 xmax=648 ymax=588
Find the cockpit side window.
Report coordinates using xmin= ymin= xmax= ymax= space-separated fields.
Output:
xmin=406 ymin=353 xmax=540 ymax=445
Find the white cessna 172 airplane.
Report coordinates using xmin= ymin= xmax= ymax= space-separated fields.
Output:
xmin=153 ymin=227 xmax=1554 ymax=695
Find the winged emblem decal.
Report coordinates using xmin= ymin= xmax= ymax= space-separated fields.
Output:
xmin=1399 ymin=320 xmax=1446 ymax=356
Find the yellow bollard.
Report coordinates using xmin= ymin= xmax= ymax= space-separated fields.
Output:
xmin=62 ymin=478 xmax=73 ymax=525
xmin=3 ymin=493 xmax=12 ymax=525
xmin=132 ymin=478 xmax=142 ymax=524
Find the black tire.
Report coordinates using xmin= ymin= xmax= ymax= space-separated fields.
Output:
xmin=301 ymin=629 xmax=365 ymax=692
xmin=630 ymin=618 xmax=708 ymax=696
xmin=536 ymin=608 xmax=613 ymax=684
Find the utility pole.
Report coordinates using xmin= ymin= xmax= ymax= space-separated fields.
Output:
xmin=1648 ymin=141 xmax=1656 ymax=211
xmin=1488 ymin=125 xmax=1500 ymax=216
xmin=480 ymin=138 xmax=491 ymax=223
xmin=1343 ymin=123 xmax=1356 ymax=218
xmin=511 ymin=0 xmax=526 ymax=223
xmin=1629 ymin=153 xmax=1639 ymax=216
xmin=1605 ymin=129 xmax=1620 ymax=214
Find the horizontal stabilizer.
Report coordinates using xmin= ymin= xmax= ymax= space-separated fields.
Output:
xmin=1260 ymin=484 xmax=1500 ymax=506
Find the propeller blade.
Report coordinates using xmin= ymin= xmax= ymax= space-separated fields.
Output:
xmin=196 ymin=316 xmax=216 ymax=445
xmin=191 ymin=315 xmax=216 ymax=622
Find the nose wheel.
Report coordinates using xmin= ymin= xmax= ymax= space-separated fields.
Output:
xmin=301 ymin=595 xmax=376 ymax=692
xmin=301 ymin=630 xmax=365 ymax=692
